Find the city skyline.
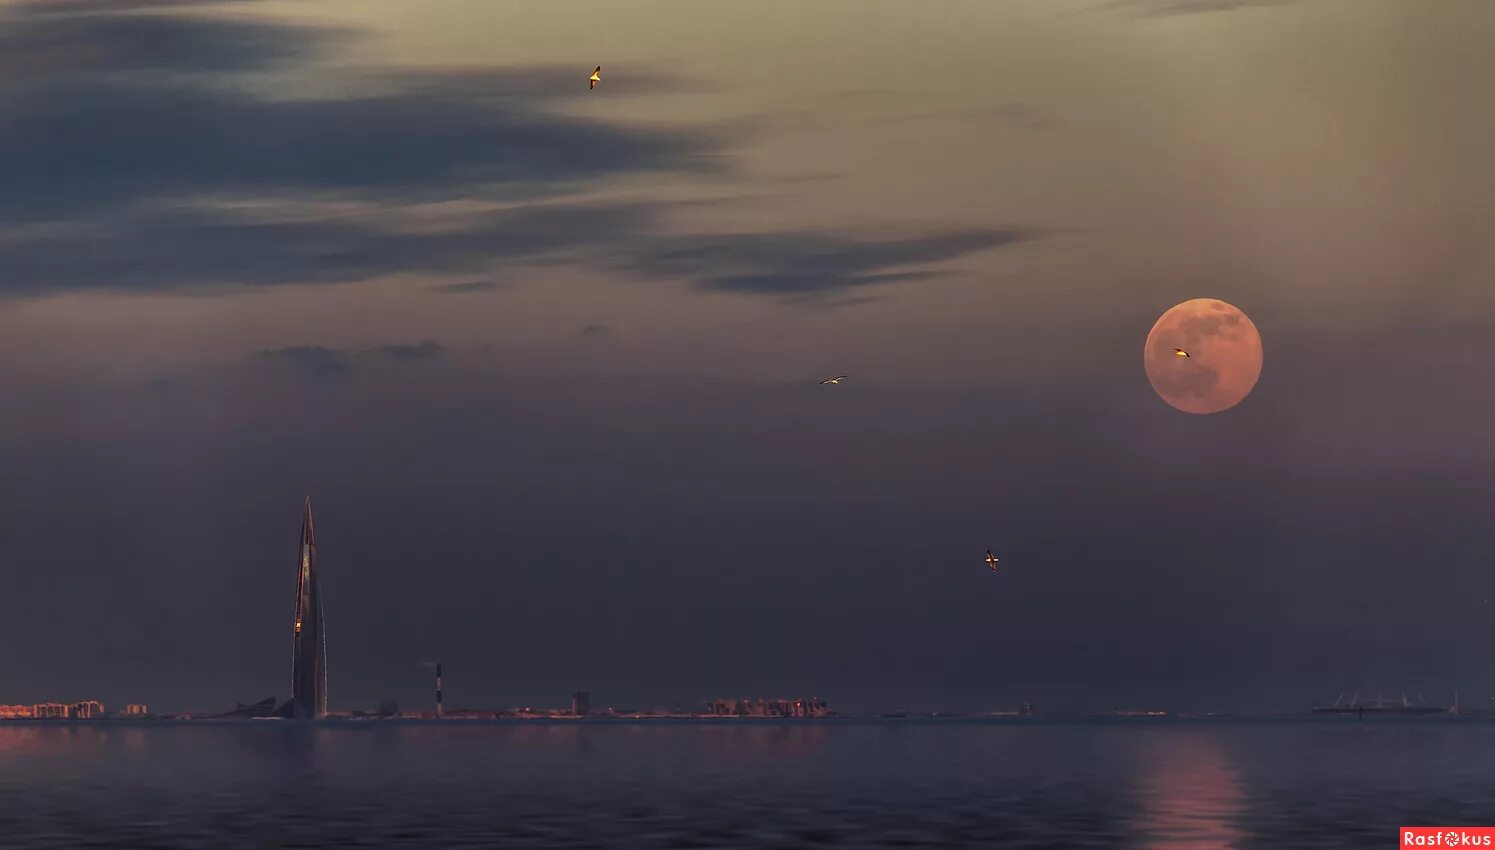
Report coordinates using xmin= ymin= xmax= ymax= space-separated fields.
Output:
xmin=0 ymin=491 xmax=1479 ymax=717
xmin=0 ymin=0 xmax=1491 ymax=715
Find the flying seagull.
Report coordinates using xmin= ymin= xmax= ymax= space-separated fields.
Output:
xmin=588 ymin=66 xmax=602 ymax=90
xmin=1173 ymin=348 xmax=1191 ymax=358
xmin=820 ymin=375 xmax=848 ymax=385
xmin=985 ymin=550 xmax=999 ymax=572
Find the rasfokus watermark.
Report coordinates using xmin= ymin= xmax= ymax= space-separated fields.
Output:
xmin=1402 ymin=828 xmax=1495 ymax=847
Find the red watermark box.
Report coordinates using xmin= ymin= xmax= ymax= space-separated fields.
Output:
xmin=1402 ymin=828 xmax=1495 ymax=846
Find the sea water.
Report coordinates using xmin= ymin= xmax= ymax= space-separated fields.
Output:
xmin=0 ymin=718 xmax=1489 ymax=848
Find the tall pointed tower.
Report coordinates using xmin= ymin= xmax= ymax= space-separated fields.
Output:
xmin=289 ymin=496 xmax=328 ymax=719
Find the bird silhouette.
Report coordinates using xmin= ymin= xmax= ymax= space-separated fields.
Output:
xmin=589 ymin=66 xmax=601 ymax=90
xmin=819 ymin=375 xmax=848 ymax=385
xmin=1173 ymin=348 xmax=1191 ymax=358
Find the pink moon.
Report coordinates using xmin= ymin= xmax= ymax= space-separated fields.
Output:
xmin=1143 ymin=298 xmax=1263 ymax=415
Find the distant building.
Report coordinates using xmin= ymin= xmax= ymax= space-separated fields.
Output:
xmin=571 ymin=692 xmax=590 ymax=717
xmin=72 ymin=700 xmax=105 ymax=719
xmin=207 ymin=697 xmax=277 ymax=719
xmin=433 ymin=708 xmax=496 ymax=719
xmin=12 ymin=701 xmax=109 ymax=719
xmin=123 ymin=704 xmax=149 ymax=716
xmin=275 ymin=497 xmax=328 ymax=720
xmin=710 ymin=697 xmax=831 ymax=717
xmin=793 ymin=698 xmax=830 ymax=717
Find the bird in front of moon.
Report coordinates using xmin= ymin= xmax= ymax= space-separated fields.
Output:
xmin=588 ymin=66 xmax=601 ymax=90
xmin=1144 ymin=298 xmax=1263 ymax=414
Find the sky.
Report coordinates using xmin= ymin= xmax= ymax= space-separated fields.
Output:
xmin=0 ymin=0 xmax=1492 ymax=715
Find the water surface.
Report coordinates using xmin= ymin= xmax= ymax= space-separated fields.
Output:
xmin=0 ymin=719 xmax=1489 ymax=848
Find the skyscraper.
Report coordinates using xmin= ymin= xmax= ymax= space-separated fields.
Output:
xmin=286 ymin=496 xmax=328 ymax=719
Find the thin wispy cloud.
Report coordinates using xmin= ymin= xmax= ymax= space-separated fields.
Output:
xmin=0 ymin=4 xmax=347 ymax=78
xmin=427 ymin=280 xmax=509 ymax=296
xmin=1108 ymin=0 xmax=1295 ymax=17
xmin=370 ymin=341 xmax=446 ymax=362
xmin=255 ymin=345 xmax=352 ymax=380
xmin=8 ymin=0 xmax=263 ymax=12
xmin=624 ymin=229 xmax=1034 ymax=300
xmin=253 ymin=341 xmax=451 ymax=380
xmin=0 ymin=79 xmax=726 ymax=223
xmin=0 ymin=199 xmax=687 ymax=295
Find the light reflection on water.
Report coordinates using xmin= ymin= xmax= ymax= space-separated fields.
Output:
xmin=1132 ymin=731 xmax=1245 ymax=849
xmin=0 ymin=719 xmax=1491 ymax=848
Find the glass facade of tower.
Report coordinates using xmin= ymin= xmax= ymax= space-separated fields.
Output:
xmin=289 ymin=497 xmax=328 ymax=719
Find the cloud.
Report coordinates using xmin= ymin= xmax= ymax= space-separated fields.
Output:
xmin=0 ymin=5 xmax=347 ymax=79
xmin=0 ymin=0 xmax=726 ymax=224
xmin=8 ymin=0 xmax=263 ymax=12
xmin=427 ymin=280 xmax=508 ymax=296
xmin=252 ymin=341 xmax=450 ymax=380
xmin=0 ymin=78 xmax=727 ymax=224
xmin=0 ymin=1 xmax=731 ymax=299
xmin=0 ymin=195 xmax=1022 ymax=302
xmin=370 ymin=340 xmax=446 ymax=362
xmin=0 ymin=199 xmax=683 ymax=295
xmin=624 ymin=229 xmax=1032 ymax=299
xmin=799 ymin=295 xmax=882 ymax=311
xmin=0 ymin=1 xmax=1034 ymax=308
xmin=357 ymin=64 xmax=707 ymax=100
xmin=254 ymin=346 xmax=351 ymax=380
xmin=0 ymin=179 xmax=1032 ymax=304
xmin=877 ymin=102 xmax=1063 ymax=131
xmin=1110 ymin=0 xmax=1294 ymax=16
xmin=981 ymin=103 xmax=1062 ymax=131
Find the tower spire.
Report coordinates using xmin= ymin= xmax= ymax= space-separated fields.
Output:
xmin=301 ymin=495 xmax=315 ymax=546
xmin=288 ymin=495 xmax=328 ymax=719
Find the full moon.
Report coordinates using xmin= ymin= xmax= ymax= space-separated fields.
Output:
xmin=1144 ymin=298 xmax=1263 ymax=415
